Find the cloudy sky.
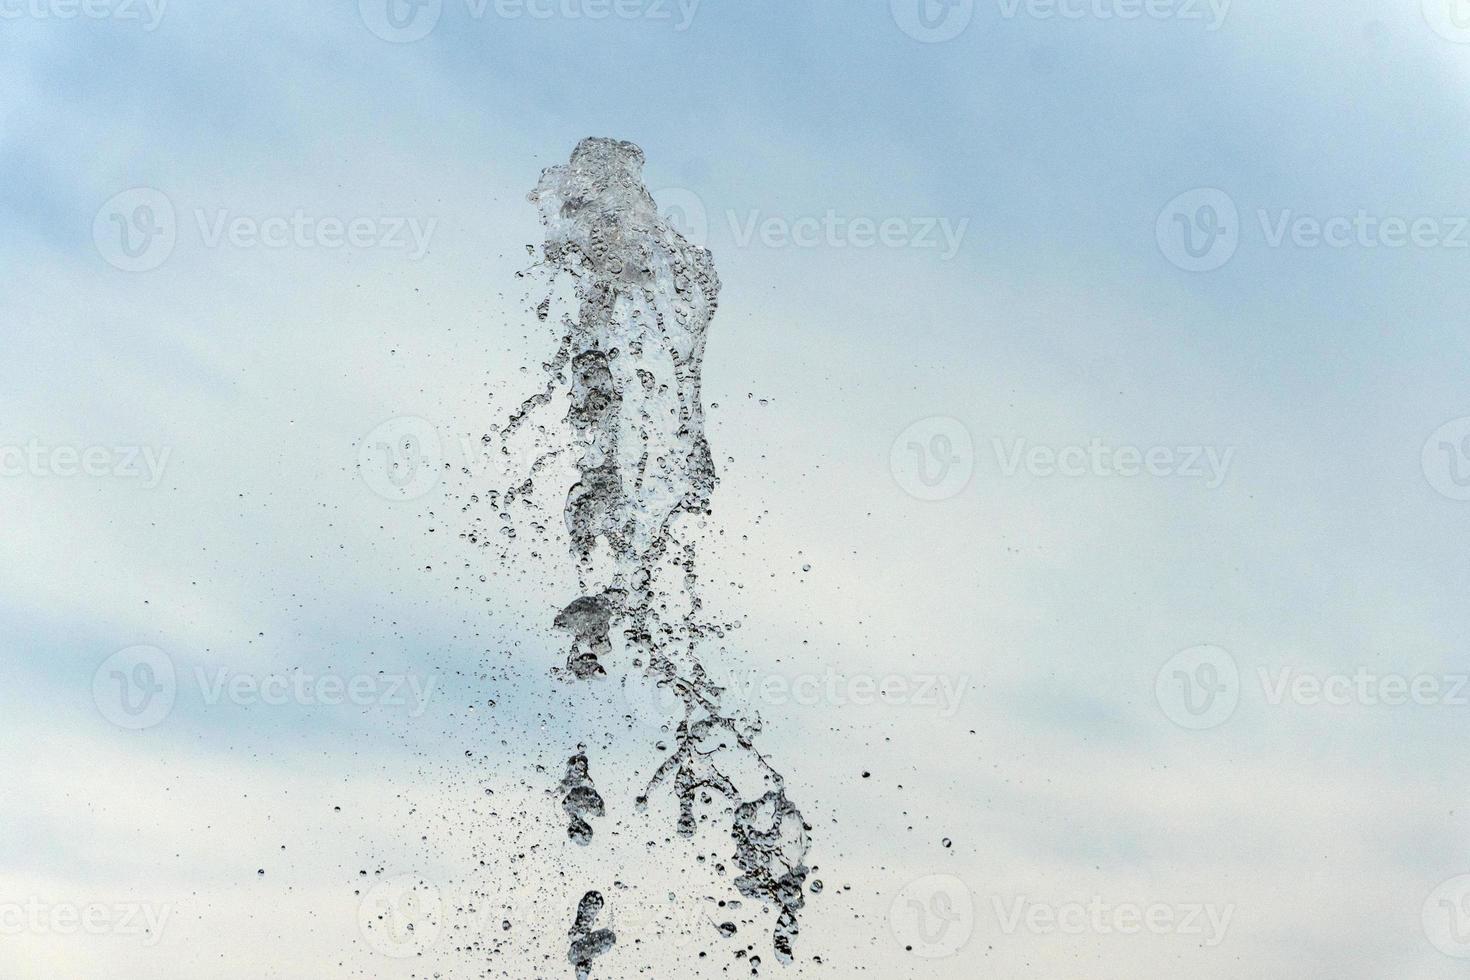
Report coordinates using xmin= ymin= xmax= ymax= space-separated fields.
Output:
xmin=5 ymin=0 xmax=1470 ymax=976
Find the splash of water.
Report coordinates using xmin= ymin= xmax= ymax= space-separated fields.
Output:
xmin=558 ymin=745 xmax=604 ymax=846
xmin=568 ymin=890 xmax=615 ymax=979
xmin=500 ymin=137 xmax=812 ymax=968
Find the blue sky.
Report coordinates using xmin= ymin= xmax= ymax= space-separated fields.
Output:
xmin=4 ymin=0 xmax=1470 ymax=976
